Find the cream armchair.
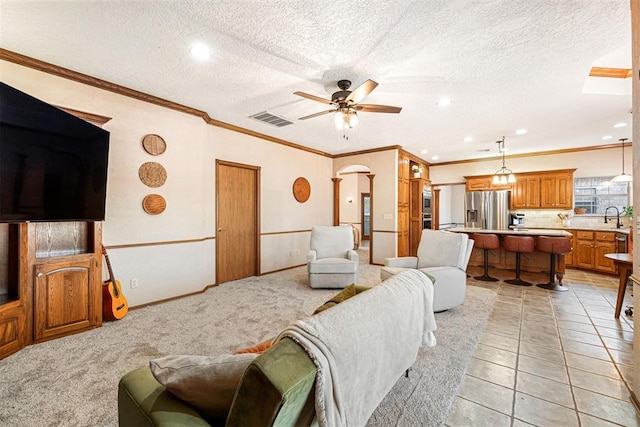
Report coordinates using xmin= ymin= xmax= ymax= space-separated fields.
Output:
xmin=307 ymin=225 xmax=358 ymax=288
xmin=380 ymin=229 xmax=474 ymax=311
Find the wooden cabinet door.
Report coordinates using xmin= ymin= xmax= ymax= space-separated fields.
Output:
xmin=595 ymin=241 xmax=616 ymax=273
xmin=33 ymin=257 xmax=97 ymax=342
xmin=539 ymin=176 xmax=557 ymax=208
xmin=397 ymin=206 xmax=409 ymax=257
xmin=540 ymin=173 xmax=573 ymax=209
xmin=466 ymin=177 xmax=493 ymax=191
xmin=511 ymin=179 xmax=528 ymax=209
xmin=0 ymin=303 xmax=25 ymax=359
xmin=575 ymin=239 xmax=595 ymax=269
xmin=555 ymin=173 xmax=573 ymax=208
xmin=511 ymin=177 xmax=540 ymax=209
xmin=564 ymin=231 xmax=576 ymax=266
xmin=526 ymin=178 xmax=540 ymax=208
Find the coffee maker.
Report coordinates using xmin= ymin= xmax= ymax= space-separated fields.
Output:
xmin=510 ymin=213 xmax=525 ymax=226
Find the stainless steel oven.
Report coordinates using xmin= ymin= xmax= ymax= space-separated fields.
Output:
xmin=423 ymin=213 xmax=432 ymax=230
xmin=423 ymin=191 xmax=432 ymax=213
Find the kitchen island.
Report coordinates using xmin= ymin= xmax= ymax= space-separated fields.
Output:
xmin=448 ymin=227 xmax=573 ymax=284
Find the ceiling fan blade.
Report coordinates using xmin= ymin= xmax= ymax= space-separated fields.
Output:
xmin=345 ymin=79 xmax=378 ymax=104
xmin=355 ymin=104 xmax=402 ymax=114
xmin=294 ymin=91 xmax=333 ymax=105
xmin=298 ymin=109 xmax=335 ymax=120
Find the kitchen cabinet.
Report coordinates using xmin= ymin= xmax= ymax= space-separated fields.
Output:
xmin=511 ymin=177 xmax=540 ymax=209
xmin=540 ymin=172 xmax=573 ymax=209
xmin=397 ymin=154 xmax=410 ymax=257
xmin=465 ymin=176 xmax=511 ymax=192
xmin=397 ymin=151 xmax=433 ymax=257
xmin=464 ymin=169 xmax=575 ymax=210
xmin=574 ymin=230 xmax=616 ymax=273
xmin=409 ymin=178 xmax=430 ymax=256
xmin=564 ymin=231 xmax=576 ymax=266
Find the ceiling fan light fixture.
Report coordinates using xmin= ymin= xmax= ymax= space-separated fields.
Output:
xmin=334 ymin=109 xmax=358 ymax=130
xmin=348 ymin=111 xmax=358 ymax=128
xmin=334 ymin=110 xmax=344 ymax=130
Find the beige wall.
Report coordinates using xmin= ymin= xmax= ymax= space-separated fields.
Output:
xmin=0 ymin=60 xmax=334 ymax=306
xmin=334 ymin=150 xmax=397 ymax=264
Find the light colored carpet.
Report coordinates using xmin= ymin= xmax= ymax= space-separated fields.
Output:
xmin=0 ymin=251 xmax=495 ymax=427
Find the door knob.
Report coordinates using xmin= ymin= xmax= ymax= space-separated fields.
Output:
xmin=218 ymin=228 xmax=224 ymax=232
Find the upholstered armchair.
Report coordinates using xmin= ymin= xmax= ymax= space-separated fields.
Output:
xmin=307 ymin=225 xmax=358 ymax=289
xmin=380 ymin=229 xmax=474 ymax=311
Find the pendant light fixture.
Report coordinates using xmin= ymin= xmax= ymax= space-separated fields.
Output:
xmin=492 ymin=136 xmax=517 ymax=184
xmin=610 ymin=138 xmax=632 ymax=182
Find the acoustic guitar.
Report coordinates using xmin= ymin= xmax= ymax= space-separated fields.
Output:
xmin=101 ymin=245 xmax=129 ymax=321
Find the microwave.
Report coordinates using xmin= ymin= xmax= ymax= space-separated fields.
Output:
xmin=423 ymin=192 xmax=432 ymax=212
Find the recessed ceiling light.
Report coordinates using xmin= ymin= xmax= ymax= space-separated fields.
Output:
xmin=436 ymin=97 xmax=451 ymax=107
xmin=613 ymin=122 xmax=628 ymax=128
xmin=515 ymin=129 xmax=527 ymax=135
xmin=463 ymin=136 xmax=473 ymax=142
xmin=189 ymin=43 xmax=210 ymax=60
xmin=431 ymin=155 xmax=439 ymax=160
xmin=602 ymin=135 xmax=613 ymax=140
xmin=420 ymin=149 xmax=428 ymax=154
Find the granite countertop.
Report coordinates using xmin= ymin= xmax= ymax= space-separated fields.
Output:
xmin=521 ymin=226 xmax=630 ymax=235
xmin=447 ymin=227 xmax=573 ymax=237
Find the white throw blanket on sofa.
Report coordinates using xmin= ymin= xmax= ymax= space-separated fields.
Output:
xmin=275 ymin=269 xmax=437 ymax=427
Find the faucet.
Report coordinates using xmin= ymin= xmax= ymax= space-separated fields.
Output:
xmin=604 ymin=206 xmax=623 ymax=229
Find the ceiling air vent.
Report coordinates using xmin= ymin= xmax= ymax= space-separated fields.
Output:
xmin=249 ymin=111 xmax=294 ymax=127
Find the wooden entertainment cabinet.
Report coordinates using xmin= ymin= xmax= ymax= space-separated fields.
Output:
xmin=0 ymin=221 xmax=102 ymax=359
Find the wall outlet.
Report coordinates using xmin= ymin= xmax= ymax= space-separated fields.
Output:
xmin=130 ymin=279 xmax=139 ymax=289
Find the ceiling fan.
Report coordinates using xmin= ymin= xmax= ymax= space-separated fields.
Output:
xmin=294 ymin=79 xmax=402 ymax=132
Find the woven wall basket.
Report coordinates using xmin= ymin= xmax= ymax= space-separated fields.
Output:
xmin=138 ymin=162 xmax=167 ymax=188
xmin=142 ymin=194 xmax=166 ymax=215
xmin=142 ymin=134 xmax=167 ymax=156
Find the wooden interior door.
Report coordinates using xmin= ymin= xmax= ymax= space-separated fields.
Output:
xmin=216 ymin=160 xmax=259 ymax=284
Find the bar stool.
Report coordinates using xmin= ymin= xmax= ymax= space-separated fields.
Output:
xmin=502 ymin=235 xmax=534 ymax=286
xmin=536 ymin=236 xmax=572 ymax=292
xmin=472 ymin=233 xmax=500 ymax=282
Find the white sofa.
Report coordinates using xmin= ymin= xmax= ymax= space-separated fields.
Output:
xmin=380 ymin=229 xmax=474 ymax=312
xmin=307 ymin=225 xmax=358 ymax=288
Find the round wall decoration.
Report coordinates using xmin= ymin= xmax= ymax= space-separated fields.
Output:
xmin=142 ymin=194 xmax=166 ymax=215
xmin=292 ymin=177 xmax=311 ymax=203
xmin=142 ymin=134 xmax=167 ymax=156
xmin=138 ymin=162 xmax=167 ymax=188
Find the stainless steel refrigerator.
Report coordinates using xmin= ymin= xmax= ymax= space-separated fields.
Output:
xmin=465 ymin=190 xmax=510 ymax=229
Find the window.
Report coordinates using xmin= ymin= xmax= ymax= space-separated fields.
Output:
xmin=574 ymin=176 xmax=630 ymax=214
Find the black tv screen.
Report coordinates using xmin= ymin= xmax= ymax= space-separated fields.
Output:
xmin=0 ymin=82 xmax=109 ymax=222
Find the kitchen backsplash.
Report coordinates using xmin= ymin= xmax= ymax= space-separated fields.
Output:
xmin=513 ymin=209 xmax=631 ymax=229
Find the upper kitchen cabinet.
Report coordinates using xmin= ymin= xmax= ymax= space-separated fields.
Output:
xmin=511 ymin=177 xmax=540 ymax=209
xmin=464 ymin=176 xmax=511 ymax=192
xmin=465 ymin=169 xmax=575 ymax=210
xmin=539 ymin=171 xmax=573 ymax=209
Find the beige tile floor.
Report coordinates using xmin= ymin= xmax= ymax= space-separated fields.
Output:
xmin=446 ymin=266 xmax=640 ymax=426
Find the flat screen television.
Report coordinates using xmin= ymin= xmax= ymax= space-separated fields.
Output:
xmin=0 ymin=82 xmax=109 ymax=222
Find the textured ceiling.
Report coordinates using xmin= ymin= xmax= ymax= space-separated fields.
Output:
xmin=0 ymin=0 xmax=633 ymax=163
